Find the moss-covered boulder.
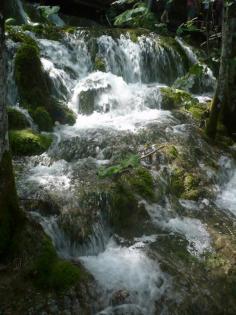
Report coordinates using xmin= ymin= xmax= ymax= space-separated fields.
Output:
xmin=9 ymin=129 xmax=52 ymax=156
xmin=48 ymin=101 xmax=76 ymax=125
xmin=79 ymin=89 xmax=97 ymax=115
xmin=7 ymin=107 xmax=30 ymax=130
xmin=94 ymin=56 xmax=106 ymax=72
xmin=14 ymin=43 xmax=50 ymax=110
xmin=170 ymin=167 xmax=203 ymax=201
xmin=14 ymin=42 xmax=76 ymax=128
xmin=31 ymin=107 xmax=53 ymax=131
xmin=160 ymin=87 xmax=198 ymax=110
xmin=174 ymin=63 xmax=216 ymax=94
xmin=34 ymin=238 xmax=81 ymax=291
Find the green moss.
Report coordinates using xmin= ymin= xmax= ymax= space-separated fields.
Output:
xmin=79 ymin=89 xmax=96 ymax=116
xmin=160 ymin=87 xmax=198 ymax=110
xmin=163 ymin=145 xmax=179 ymax=161
xmin=128 ymin=167 xmax=154 ymax=200
xmin=170 ymin=167 xmax=185 ymax=196
xmin=34 ymin=238 xmax=81 ymax=291
xmin=188 ymin=105 xmax=206 ymax=120
xmin=170 ymin=168 xmax=201 ymax=200
xmin=6 ymin=26 xmax=38 ymax=48
xmin=184 ymin=174 xmax=200 ymax=191
xmin=9 ymin=129 xmax=52 ymax=156
xmin=204 ymin=253 xmax=228 ymax=269
xmin=15 ymin=43 xmax=50 ymax=111
xmin=0 ymin=151 xmax=23 ymax=258
xmin=15 ymin=43 xmax=75 ymax=128
xmin=48 ymin=101 xmax=76 ymax=125
xmin=22 ymin=24 xmax=63 ymax=41
xmin=32 ymin=107 xmax=53 ymax=132
xmin=94 ymin=56 xmax=106 ymax=72
xmin=7 ymin=107 xmax=30 ymax=130
xmin=106 ymin=163 xmax=154 ymax=233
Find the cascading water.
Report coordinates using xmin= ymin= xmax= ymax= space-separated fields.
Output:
xmin=9 ymin=11 xmax=228 ymax=313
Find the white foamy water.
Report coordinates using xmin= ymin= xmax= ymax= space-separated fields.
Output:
xmin=80 ymin=238 xmax=169 ymax=315
xmin=26 ymin=159 xmax=71 ymax=191
xmin=217 ymin=172 xmax=236 ymax=216
xmin=165 ymin=217 xmax=211 ymax=256
xmin=145 ymin=203 xmax=211 ymax=256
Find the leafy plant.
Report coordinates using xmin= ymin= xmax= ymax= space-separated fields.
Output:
xmin=38 ymin=6 xmax=60 ymax=20
xmin=113 ymin=2 xmax=158 ymax=30
xmin=98 ymin=154 xmax=140 ymax=178
xmin=177 ymin=18 xmax=201 ymax=36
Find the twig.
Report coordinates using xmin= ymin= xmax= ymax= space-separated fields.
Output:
xmin=140 ymin=144 xmax=166 ymax=160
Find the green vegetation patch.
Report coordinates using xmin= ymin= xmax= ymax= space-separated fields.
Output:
xmin=98 ymin=154 xmax=140 ymax=178
xmin=9 ymin=129 xmax=52 ymax=156
xmin=6 ymin=26 xmax=39 ymax=48
xmin=94 ymin=56 xmax=106 ymax=72
xmin=14 ymin=42 xmax=49 ymax=110
xmin=31 ymin=107 xmax=53 ymax=132
xmin=34 ymin=238 xmax=81 ymax=291
xmin=160 ymin=87 xmax=198 ymax=110
xmin=170 ymin=167 xmax=202 ymax=201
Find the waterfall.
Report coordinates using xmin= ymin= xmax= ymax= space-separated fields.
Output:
xmin=11 ymin=26 xmax=223 ymax=315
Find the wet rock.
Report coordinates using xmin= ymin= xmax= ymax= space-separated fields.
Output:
xmin=111 ymin=290 xmax=131 ymax=306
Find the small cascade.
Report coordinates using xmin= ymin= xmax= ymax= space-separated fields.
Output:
xmin=96 ymin=33 xmax=186 ymax=84
xmin=16 ymin=0 xmax=31 ymax=24
xmin=30 ymin=211 xmax=110 ymax=258
xmin=14 ymin=105 xmax=36 ymax=129
xmin=10 ymin=23 xmax=228 ymax=315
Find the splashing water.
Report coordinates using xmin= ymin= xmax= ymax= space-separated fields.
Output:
xmin=81 ymin=238 xmax=170 ymax=315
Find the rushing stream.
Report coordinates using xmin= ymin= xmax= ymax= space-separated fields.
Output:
xmin=6 ymin=3 xmax=236 ymax=314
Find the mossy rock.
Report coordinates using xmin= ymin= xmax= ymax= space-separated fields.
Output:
xmin=48 ymin=101 xmax=76 ymax=125
xmin=14 ymin=43 xmax=51 ymax=111
xmin=170 ymin=167 xmax=185 ymax=196
xmin=31 ymin=107 xmax=53 ymax=131
xmin=33 ymin=238 xmax=81 ymax=291
xmin=161 ymin=144 xmax=179 ymax=161
xmin=187 ymin=104 xmax=207 ymax=121
xmin=160 ymin=87 xmax=198 ymax=110
xmin=7 ymin=107 xmax=30 ymax=130
xmin=108 ymin=165 xmax=154 ymax=234
xmin=170 ymin=168 xmax=202 ymax=200
xmin=128 ymin=167 xmax=154 ymax=200
xmin=9 ymin=129 xmax=52 ymax=156
xmin=15 ymin=43 xmax=75 ymax=127
xmin=94 ymin=56 xmax=106 ymax=72
xmin=79 ymin=89 xmax=96 ymax=115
